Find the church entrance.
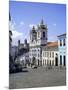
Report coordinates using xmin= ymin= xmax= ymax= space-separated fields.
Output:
xmin=55 ymin=57 xmax=58 ymax=66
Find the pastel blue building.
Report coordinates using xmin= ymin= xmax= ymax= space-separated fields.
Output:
xmin=58 ymin=33 xmax=66 ymax=66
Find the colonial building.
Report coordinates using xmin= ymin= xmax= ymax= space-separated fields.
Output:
xmin=29 ymin=19 xmax=48 ymax=66
xmin=18 ymin=39 xmax=29 ymax=56
xmin=11 ymin=46 xmax=18 ymax=60
xmin=17 ymin=52 xmax=29 ymax=67
xmin=42 ymin=33 xmax=66 ymax=67
xmin=15 ymin=39 xmax=29 ymax=67
xmin=42 ymin=42 xmax=58 ymax=66
xmin=58 ymin=33 xmax=66 ymax=66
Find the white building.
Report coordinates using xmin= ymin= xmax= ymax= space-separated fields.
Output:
xmin=29 ymin=19 xmax=48 ymax=66
xmin=29 ymin=19 xmax=66 ymax=67
xmin=16 ymin=52 xmax=29 ymax=67
xmin=42 ymin=42 xmax=58 ymax=66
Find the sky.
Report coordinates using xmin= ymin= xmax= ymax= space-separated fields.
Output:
xmin=9 ymin=1 xmax=66 ymax=46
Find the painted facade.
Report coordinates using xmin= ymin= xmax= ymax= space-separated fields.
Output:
xmin=58 ymin=34 xmax=66 ymax=66
xmin=29 ymin=19 xmax=66 ymax=67
xmin=42 ymin=42 xmax=58 ymax=66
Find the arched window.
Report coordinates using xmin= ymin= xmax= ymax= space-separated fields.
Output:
xmin=50 ymin=52 xmax=51 ymax=57
xmin=43 ymin=32 xmax=45 ymax=38
xmin=63 ymin=39 xmax=65 ymax=46
xmin=52 ymin=52 xmax=54 ymax=58
xmin=60 ymin=40 xmax=62 ymax=46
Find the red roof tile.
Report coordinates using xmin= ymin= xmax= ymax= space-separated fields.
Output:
xmin=47 ymin=42 xmax=58 ymax=47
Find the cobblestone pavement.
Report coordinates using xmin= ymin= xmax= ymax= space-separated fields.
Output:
xmin=9 ymin=67 xmax=66 ymax=89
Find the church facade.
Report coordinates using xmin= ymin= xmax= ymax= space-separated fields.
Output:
xmin=29 ymin=20 xmax=66 ymax=67
xmin=29 ymin=20 xmax=48 ymax=66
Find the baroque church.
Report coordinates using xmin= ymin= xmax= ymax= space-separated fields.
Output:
xmin=29 ymin=19 xmax=48 ymax=66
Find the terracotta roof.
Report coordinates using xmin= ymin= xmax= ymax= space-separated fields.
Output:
xmin=47 ymin=42 xmax=58 ymax=47
xmin=29 ymin=42 xmax=58 ymax=48
xmin=57 ymin=33 xmax=66 ymax=37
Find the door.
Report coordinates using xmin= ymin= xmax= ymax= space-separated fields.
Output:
xmin=60 ymin=55 xmax=62 ymax=66
xmin=63 ymin=56 xmax=66 ymax=66
xmin=50 ymin=60 xmax=51 ymax=66
xmin=55 ymin=57 xmax=58 ymax=66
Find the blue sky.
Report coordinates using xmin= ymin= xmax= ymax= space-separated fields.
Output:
xmin=9 ymin=1 xmax=66 ymax=46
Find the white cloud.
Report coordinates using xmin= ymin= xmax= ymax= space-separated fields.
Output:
xmin=9 ymin=21 xmax=17 ymax=31
xmin=12 ymin=30 xmax=23 ymax=39
xmin=10 ymin=21 xmax=24 ymax=31
xmin=29 ymin=24 xmax=37 ymax=29
xmin=13 ymin=22 xmax=16 ymax=26
xmin=9 ymin=22 xmax=14 ymax=30
xmin=53 ymin=23 xmax=56 ymax=26
xmin=20 ymin=21 xmax=24 ymax=25
xmin=29 ymin=24 xmax=35 ymax=28
xmin=10 ymin=21 xmax=23 ymax=39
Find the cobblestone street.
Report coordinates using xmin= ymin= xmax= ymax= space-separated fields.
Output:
xmin=9 ymin=67 xmax=66 ymax=89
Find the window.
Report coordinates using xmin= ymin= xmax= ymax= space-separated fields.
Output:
xmin=56 ymin=53 xmax=58 ymax=57
xmin=34 ymin=54 xmax=36 ymax=56
xmin=63 ymin=39 xmax=65 ymax=46
xmin=35 ymin=49 xmax=36 ymax=52
xmin=50 ymin=60 xmax=51 ymax=66
xmin=47 ymin=52 xmax=48 ymax=57
xmin=43 ymin=59 xmax=44 ymax=65
xmin=45 ymin=60 xmax=46 ymax=65
xmin=60 ymin=55 xmax=62 ymax=65
xmin=52 ymin=60 xmax=54 ymax=66
xmin=50 ymin=52 xmax=51 ymax=57
xmin=47 ymin=60 xmax=49 ymax=65
xmin=63 ymin=55 xmax=66 ymax=66
xmin=43 ymin=32 xmax=45 ymax=38
xmin=38 ymin=54 xmax=39 ymax=57
xmin=52 ymin=52 xmax=54 ymax=58
xmin=38 ymin=32 xmax=40 ymax=38
xmin=60 ymin=40 xmax=62 ymax=46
